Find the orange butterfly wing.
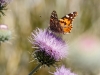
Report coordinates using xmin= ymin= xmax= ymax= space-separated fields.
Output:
xmin=59 ymin=12 xmax=77 ymax=33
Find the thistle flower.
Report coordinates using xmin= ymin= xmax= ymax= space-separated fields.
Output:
xmin=30 ymin=28 xmax=68 ymax=66
xmin=53 ymin=65 xmax=77 ymax=75
xmin=0 ymin=24 xmax=11 ymax=42
xmin=0 ymin=0 xmax=12 ymax=16
xmin=29 ymin=28 xmax=68 ymax=75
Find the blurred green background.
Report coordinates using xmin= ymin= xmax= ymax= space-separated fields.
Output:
xmin=0 ymin=0 xmax=100 ymax=75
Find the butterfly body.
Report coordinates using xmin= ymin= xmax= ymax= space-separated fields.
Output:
xmin=49 ymin=10 xmax=77 ymax=34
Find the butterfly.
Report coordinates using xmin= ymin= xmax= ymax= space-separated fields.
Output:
xmin=49 ymin=10 xmax=77 ymax=34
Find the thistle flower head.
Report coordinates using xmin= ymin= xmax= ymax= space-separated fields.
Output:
xmin=0 ymin=24 xmax=11 ymax=42
xmin=0 ymin=0 xmax=11 ymax=6
xmin=29 ymin=28 xmax=68 ymax=66
xmin=0 ymin=0 xmax=12 ymax=16
xmin=53 ymin=65 xmax=77 ymax=75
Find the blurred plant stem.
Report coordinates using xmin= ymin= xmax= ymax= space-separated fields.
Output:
xmin=0 ymin=42 xmax=1 ymax=48
xmin=0 ymin=42 xmax=1 ymax=58
xmin=29 ymin=63 xmax=42 ymax=75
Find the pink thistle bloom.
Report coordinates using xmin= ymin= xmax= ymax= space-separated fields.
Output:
xmin=0 ymin=24 xmax=8 ymax=29
xmin=53 ymin=65 xmax=77 ymax=75
xmin=29 ymin=28 xmax=68 ymax=66
xmin=0 ymin=24 xmax=11 ymax=42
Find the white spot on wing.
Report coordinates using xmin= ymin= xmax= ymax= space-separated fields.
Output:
xmin=70 ymin=17 xmax=73 ymax=19
xmin=66 ymin=15 xmax=69 ymax=18
xmin=71 ymin=12 xmax=74 ymax=14
xmin=52 ymin=14 xmax=54 ymax=17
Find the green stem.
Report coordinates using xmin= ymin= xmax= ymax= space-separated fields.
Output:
xmin=29 ymin=63 xmax=42 ymax=75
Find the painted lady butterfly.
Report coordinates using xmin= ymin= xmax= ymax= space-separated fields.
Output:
xmin=49 ymin=10 xmax=77 ymax=34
